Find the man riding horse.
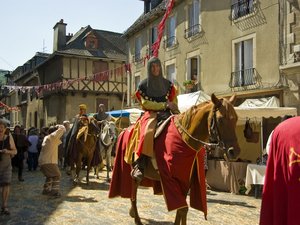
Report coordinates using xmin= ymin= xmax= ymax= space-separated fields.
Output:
xmin=65 ymin=104 xmax=87 ymax=171
xmin=127 ymin=57 xmax=180 ymax=183
xmin=93 ymin=103 xmax=115 ymax=179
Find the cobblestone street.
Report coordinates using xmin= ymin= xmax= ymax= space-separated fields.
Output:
xmin=0 ymin=168 xmax=261 ymax=225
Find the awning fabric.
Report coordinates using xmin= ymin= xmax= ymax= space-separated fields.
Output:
xmin=178 ymin=91 xmax=210 ymax=113
xmin=177 ymin=93 xmax=297 ymax=119
xmin=236 ymin=96 xmax=297 ymax=119
xmin=107 ymin=108 xmax=144 ymax=124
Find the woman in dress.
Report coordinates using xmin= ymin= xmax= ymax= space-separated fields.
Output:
xmin=0 ymin=119 xmax=17 ymax=215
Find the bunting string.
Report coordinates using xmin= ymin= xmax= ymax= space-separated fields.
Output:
xmin=3 ymin=64 xmax=131 ymax=97
xmin=0 ymin=101 xmax=20 ymax=112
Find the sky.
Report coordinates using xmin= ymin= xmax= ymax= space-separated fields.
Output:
xmin=0 ymin=0 xmax=144 ymax=71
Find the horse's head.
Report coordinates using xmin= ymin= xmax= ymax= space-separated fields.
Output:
xmin=176 ymin=93 xmax=240 ymax=160
xmin=99 ymin=120 xmax=117 ymax=147
xmin=88 ymin=117 xmax=101 ymax=136
xmin=209 ymin=93 xmax=240 ymax=160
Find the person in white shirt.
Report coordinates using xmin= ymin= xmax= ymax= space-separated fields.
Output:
xmin=38 ymin=125 xmax=66 ymax=197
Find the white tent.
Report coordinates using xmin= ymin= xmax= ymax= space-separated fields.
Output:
xmin=235 ymin=96 xmax=297 ymax=119
xmin=178 ymin=91 xmax=210 ymax=113
xmin=177 ymin=93 xmax=298 ymax=162
xmin=236 ymin=96 xmax=297 ymax=162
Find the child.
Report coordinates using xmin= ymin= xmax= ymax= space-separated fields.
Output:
xmin=38 ymin=125 xmax=66 ymax=197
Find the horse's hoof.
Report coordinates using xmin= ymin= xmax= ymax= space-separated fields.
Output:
xmin=129 ymin=208 xmax=135 ymax=218
xmin=73 ymin=178 xmax=79 ymax=185
xmin=135 ymin=219 xmax=143 ymax=225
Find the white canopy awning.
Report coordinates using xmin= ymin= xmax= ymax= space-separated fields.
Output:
xmin=235 ymin=107 xmax=297 ymax=119
xmin=236 ymin=96 xmax=297 ymax=119
xmin=178 ymin=91 xmax=210 ymax=113
xmin=178 ymin=93 xmax=298 ymax=119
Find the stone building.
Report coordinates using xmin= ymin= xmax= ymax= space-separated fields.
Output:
xmin=7 ymin=19 xmax=127 ymax=128
xmin=125 ymin=0 xmax=288 ymax=107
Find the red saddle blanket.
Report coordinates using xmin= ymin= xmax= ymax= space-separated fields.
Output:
xmin=108 ymin=117 xmax=207 ymax=218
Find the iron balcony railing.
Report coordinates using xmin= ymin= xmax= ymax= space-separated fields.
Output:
xmin=231 ymin=0 xmax=255 ymax=20
xmin=184 ymin=24 xmax=202 ymax=39
xmin=164 ymin=36 xmax=178 ymax=48
xmin=229 ymin=68 xmax=261 ymax=89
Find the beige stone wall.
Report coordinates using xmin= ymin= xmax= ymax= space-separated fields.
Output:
xmin=128 ymin=0 xmax=280 ymax=97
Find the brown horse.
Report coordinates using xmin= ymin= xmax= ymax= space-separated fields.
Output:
xmin=72 ymin=117 xmax=100 ymax=185
xmin=109 ymin=93 xmax=240 ymax=225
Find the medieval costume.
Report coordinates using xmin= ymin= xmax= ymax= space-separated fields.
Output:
xmin=127 ymin=57 xmax=179 ymax=181
xmin=65 ymin=104 xmax=87 ymax=167
xmin=260 ymin=116 xmax=300 ymax=225
xmin=93 ymin=104 xmax=111 ymax=122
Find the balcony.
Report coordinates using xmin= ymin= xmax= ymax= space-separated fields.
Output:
xmin=229 ymin=68 xmax=262 ymax=90
xmin=184 ymin=24 xmax=202 ymax=39
xmin=231 ymin=0 xmax=255 ymax=21
xmin=164 ymin=36 xmax=178 ymax=48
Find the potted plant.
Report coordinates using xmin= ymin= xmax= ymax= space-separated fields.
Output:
xmin=183 ymin=80 xmax=195 ymax=89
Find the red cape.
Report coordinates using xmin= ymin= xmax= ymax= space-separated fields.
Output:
xmin=260 ymin=117 xmax=300 ymax=225
xmin=109 ymin=117 xmax=207 ymax=218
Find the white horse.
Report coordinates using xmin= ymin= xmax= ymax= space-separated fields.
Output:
xmin=95 ymin=120 xmax=117 ymax=181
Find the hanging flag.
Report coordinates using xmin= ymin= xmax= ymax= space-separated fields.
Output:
xmin=152 ymin=0 xmax=175 ymax=57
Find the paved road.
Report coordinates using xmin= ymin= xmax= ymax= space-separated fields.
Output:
xmin=0 ymin=168 xmax=261 ymax=225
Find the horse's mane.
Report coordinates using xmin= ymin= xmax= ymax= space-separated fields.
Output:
xmin=178 ymin=101 xmax=213 ymax=129
xmin=177 ymin=97 xmax=238 ymax=132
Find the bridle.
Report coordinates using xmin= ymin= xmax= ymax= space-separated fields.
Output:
xmin=176 ymin=105 xmax=224 ymax=150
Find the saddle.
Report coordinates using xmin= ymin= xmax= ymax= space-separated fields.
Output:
xmin=77 ymin=125 xmax=88 ymax=142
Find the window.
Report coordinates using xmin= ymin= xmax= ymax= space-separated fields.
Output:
xmin=187 ymin=56 xmax=200 ymax=92
xmin=93 ymin=61 xmax=109 ymax=81
xmin=85 ymin=33 xmax=98 ymax=49
xmin=166 ymin=64 xmax=176 ymax=83
xmin=166 ymin=16 xmax=176 ymax=48
xmin=186 ymin=0 xmax=200 ymax=38
xmin=234 ymin=39 xmax=254 ymax=86
xmin=231 ymin=0 xmax=255 ymax=20
xmin=134 ymin=75 xmax=140 ymax=91
xmin=134 ymin=36 xmax=142 ymax=62
xmin=149 ymin=26 xmax=157 ymax=55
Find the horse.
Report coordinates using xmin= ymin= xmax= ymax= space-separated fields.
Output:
xmin=94 ymin=120 xmax=117 ymax=181
xmin=72 ymin=117 xmax=100 ymax=185
xmin=109 ymin=93 xmax=240 ymax=225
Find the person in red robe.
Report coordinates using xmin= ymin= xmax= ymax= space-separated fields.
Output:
xmin=129 ymin=57 xmax=179 ymax=182
xmin=260 ymin=116 xmax=300 ymax=225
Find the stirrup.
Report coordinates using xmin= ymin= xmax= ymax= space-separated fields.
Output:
xmin=130 ymin=166 xmax=144 ymax=183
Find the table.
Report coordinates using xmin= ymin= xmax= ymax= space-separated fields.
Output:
xmin=206 ymin=160 xmax=248 ymax=194
xmin=245 ymin=164 xmax=266 ymax=196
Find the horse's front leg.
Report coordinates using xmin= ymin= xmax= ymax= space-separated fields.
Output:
xmin=130 ymin=179 xmax=143 ymax=225
xmin=74 ymin=154 xmax=82 ymax=184
xmin=86 ymin=154 xmax=93 ymax=185
xmin=106 ymin=145 xmax=112 ymax=181
xmin=174 ymin=207 xmax=188 ymax=225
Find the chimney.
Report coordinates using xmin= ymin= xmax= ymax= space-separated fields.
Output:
xmin=53 ymin=19 xmax=67 ymax=52
xmin=144 ymin=0 xmax=150 ymax=13
xmin=66 ymin=33 xmax=73 ymax=43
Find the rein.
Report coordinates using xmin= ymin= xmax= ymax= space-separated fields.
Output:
xmin=176 ymin=106 xmax=223 ymax=149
